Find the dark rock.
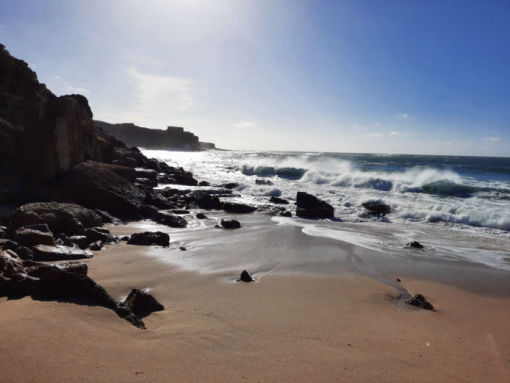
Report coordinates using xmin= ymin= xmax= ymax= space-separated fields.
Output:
xmin=222 ymin=183 xmax=239 ymax=190
xmin=161 ymin=188 xmax=191 ymax=198
xmin=31 ymin=266 xmax=117 ymax=307
xmin=0 ymin=249 xmax=25 ymax=279
xmin=237 ymin=270 xmax=253 ymax=283
xmin=32 ymin=245 xmax=93 ymax=261
xmin=0 ymin=238 xmax=19 ymax=250
xmin=198 ymin=181 xmax=210 ymax=186
xmin=135 ymin=178 xmax=156 ymax=189
xmin=8 ymin=202 xmax=102 ymax=235
xmin=68 ymin=235 xmax=91 ymax=249
xmin=14 ymin=227 xmax=55 ymax=247
xmin=93 ymin=209 xmax=119 ymax=224
xmin=144 ymin=191 xmax=174 ymax=209
xmin=221 ymin=202 xmax=257 ymax=214
xmin=54 ymin=262 xmax=88 ymax=276
xmin=179 ymin=246 xmax=186 ymax=251
xmin=123 ymin=288 xmax=165 ymax=318
xmin=256 ymin=179 xmax=273 ymax=185
xmin=221 ymin=219 xmax=241 ymax=229
xmin=0 ymin=226 xmax=6 ymax=238
xmin=22 ymin=223 xmax=51 ymax=233
xmin=169 ymin=170 xmax=198 ymax=186
xmin=14 ymin=246 xmax=34 ymax=260
xmin=406 ymin=294 xmax=434 ymax=310
xmin=127 ymin=232 xmax=170 ymax=247
xmin=135 ymin=168 xmax=158 ymax=182
xmin=270 ymin=196 xmax=289 ymax=205
xmin=60 ymin=161 xmax=146 ymax=219
xmin=296 ymin=192 xmax=334 ymax=218
xmin=196 ymin=213 xmax=207 ymax=219
xmin=189 ymin=190 xmax=221 ymax=210
xmin=84 ymin=228 xmax=113 ymax=243
xmin=155 ymin=211 xmax=188 ymax=228
xmin=361 ymin=200 xmax=391 ymax=216
xmin=406 ymin=241 xmax=424 ymax=249
xmin=139 ymin=204 xmax=159 ymax=219
xmin=279 ymin=210 xmax=292 ymax=217
xmin=120 ymin=236 xmax=130 ymax=241
xmin=88 ymin=240 xmax=103 ymax=251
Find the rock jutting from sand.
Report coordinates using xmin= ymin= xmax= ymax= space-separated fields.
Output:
xmin=123 ymin=288 xmax=165 ymax=318
xmin=0 ymin=248 xmax=161 ymax=329
xmin=237 ymin=270 xmax=254 ymax=283
xmin=221 ymin=202 xmax=257 ymax=214
xmin=270 ymin=196 xmax=289 ymax=205
xmin=127 ymin=232 xmax=170 ymax=247
xmin=405 ymin=241 xmax=424 ymax=249
xmin=296 ymin=192 xmax=334 ymax=218
xmin=406 ymin=294 xmax=434 ymax=310
xmin=221 ymin=219 xmax=241 ymax=229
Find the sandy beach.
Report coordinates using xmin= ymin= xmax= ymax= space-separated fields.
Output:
xmin=1 ymin=216 xmax=509 ymax=383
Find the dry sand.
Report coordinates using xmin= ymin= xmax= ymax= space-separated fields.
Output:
xmin=0 ymin=220 xmax=509 ymax=382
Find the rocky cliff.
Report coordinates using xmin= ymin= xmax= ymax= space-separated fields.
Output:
xmin=0 ymin=43 xmax=198 ymax=214
xmin=94 ymin=120 xmax=215 ymax=151
xmin=0 ymin=44 xmax=102 ymax=183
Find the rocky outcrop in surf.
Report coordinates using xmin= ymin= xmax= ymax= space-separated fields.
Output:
xmin=296 ymin=192 xmax=334 ymax=219
xmin=94 ymin=120 xmax=215 ymax=151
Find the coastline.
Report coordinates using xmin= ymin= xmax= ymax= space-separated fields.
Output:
xmin=1 ymin=216 xmax=509 ymax=382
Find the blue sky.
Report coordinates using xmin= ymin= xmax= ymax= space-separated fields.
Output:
xmin=1 ymin=0 xmax=509 ymax=155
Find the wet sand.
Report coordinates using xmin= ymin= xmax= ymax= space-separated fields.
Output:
xmin=0 ymin=218 xmax=509 ymax=382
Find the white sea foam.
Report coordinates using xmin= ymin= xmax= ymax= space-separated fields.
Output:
xmin=142 ymin=149 xmax=510 ymax=233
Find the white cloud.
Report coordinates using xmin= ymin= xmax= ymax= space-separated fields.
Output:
xmin=235 ymin=121 xmax=258 ymax=129
xmin=128 ymin=67 xmax=195 ymax=114
xmin=390 ymin=131 xmax=400 ymax=136
xmin=66 ymin=86 xmax=89 ymax=95
xmin=397 ymin=113 xmax=409 ymax=120
xmin=484 ymin=136 xmax=501 ymax=142
xmin=366 ymin=132 xmax=383 ymax=138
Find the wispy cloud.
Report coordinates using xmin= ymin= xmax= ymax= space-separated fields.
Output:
xmin=484 ymin=136 xmax=501 ymax=142
xmin=365 ymin=132 xmax=383 ymax=138
xmin=128 ymin=67 xmax=195 ymax=114
xmin=390 ymin=131 xmax=400 ymax=136
xmin=235 ymin=121 xmax=258 ymax=129
xmin=397 ymin=113 xmax=409 ymax=120
xmin=66 ymin=86 xmax=89 ymax=95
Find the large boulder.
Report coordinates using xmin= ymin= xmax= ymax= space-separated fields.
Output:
xmin=296 ymin=192 xmax=334 ymax=218
xmin=155 ymin=211 xmax=187 ymax=228
xmin=222 ymin=202 xmax=257 ymax=214
xmin=14 ymin=226 xmax=55 ymax=247
xmin=221 ymin=219 xmax=241 ymax=229
xmin=127 ymin=232 xmax=170 ymax=247
xmin=60 ymin=161 xmax=146 ymax=219
xmin=188 ymin=190 xmax=221 ymax=210
xmin=8 ymin=202 xmax=102 ymax=235
xmin=32 ymin=245 xmax=93 ymax=261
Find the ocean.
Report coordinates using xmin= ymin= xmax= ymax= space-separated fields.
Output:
xmin=141 ymin=149 xmax=510 ymax=273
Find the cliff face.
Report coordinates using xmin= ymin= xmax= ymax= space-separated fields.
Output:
xmin=94 ymin=120 xmax=215 ymax=151
xmin=0 ymin=44 xmax=102 ymax=182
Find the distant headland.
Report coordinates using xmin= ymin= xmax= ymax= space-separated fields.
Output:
xmin=94 ymin=120 xmax=216 ymax=151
